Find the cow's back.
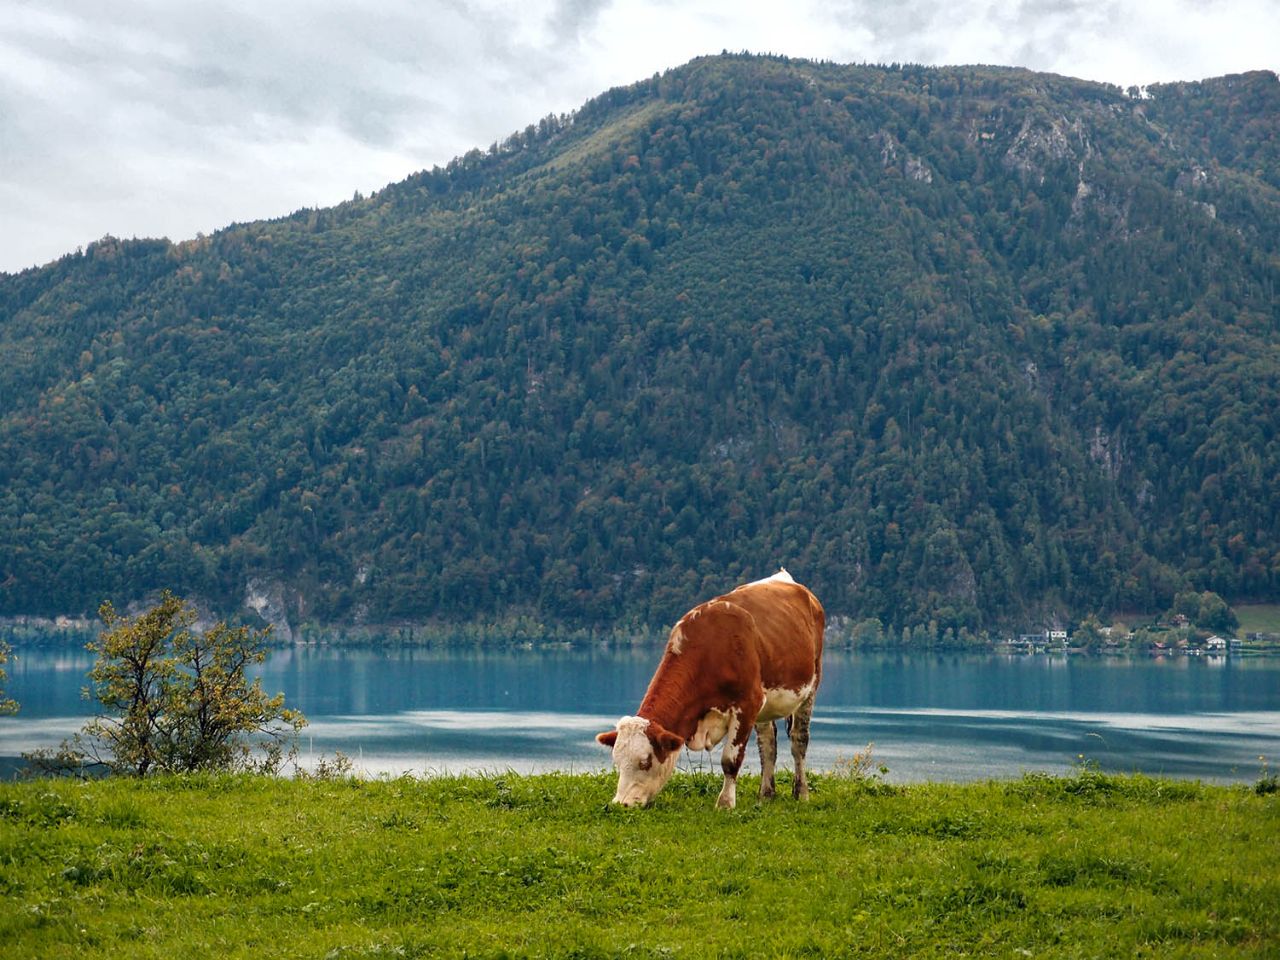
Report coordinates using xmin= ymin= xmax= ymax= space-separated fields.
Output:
xmin=719 ymin=573 xmax=824 ymax=692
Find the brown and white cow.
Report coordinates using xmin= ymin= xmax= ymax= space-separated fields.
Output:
xmin=597 ymin=569 xmax=824 ymax=809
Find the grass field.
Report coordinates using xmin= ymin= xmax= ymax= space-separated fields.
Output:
xmin=1236 ymin=604 xmax=1280 ymax=635
xmin=2 ymin=769 xmax=1277 ymax=959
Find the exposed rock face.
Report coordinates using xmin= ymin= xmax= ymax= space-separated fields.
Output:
xmin=1175 ymin=165 xmax=1214 ymax=191
xmin=994 ymin=109 xmax=1134 ymax=236
xmin=1067 ymin=166 xmax=1131 ymax=237
xmin=1173 ymin=166 xmax=1218 ymax=220
xmin=187 ymin=602 xmax=220 ymax=637
xmin=873 ymin=130 xmax=933 ymax=183
xmin=946 ymin=556 xmax=979 ymax=605
xmin=1004 ymin=114 xmax=1089 ymax=184
xmin=904 ymin=156 xmax=933 ymax=183
xmin=712 ymin=435 xmax=751 ymax=461
xmin=876 ymin=129 xmax=899 ymax=167
xmin=1136 ymin=478 xmax=1155 ymax=509
xmin=1021 ymin=360 xmax=1040 ymax=392
xmin=244 ymin=578 xmax=297 ymax=643
xmin=1071 ymin=177 xmax=1094 ymax=216
xmin=1088 ymin=425 xmax=1123 ymax=480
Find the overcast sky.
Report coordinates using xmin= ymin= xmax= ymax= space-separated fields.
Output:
xmin=1 ymin=0 xmax=1275 ymax=275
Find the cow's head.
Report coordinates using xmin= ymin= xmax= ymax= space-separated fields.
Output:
xmin=597 ymin=715 xmax=684 ymax=807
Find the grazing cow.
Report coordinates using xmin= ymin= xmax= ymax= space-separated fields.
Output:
xmin=597 ymin=569 xmax=824 ymax=809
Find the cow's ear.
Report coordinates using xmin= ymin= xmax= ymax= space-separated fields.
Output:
xmin=596 ymin=730 xmax=618 ymax=748
xmin=648 ymin=722 xmax=684 ymax=759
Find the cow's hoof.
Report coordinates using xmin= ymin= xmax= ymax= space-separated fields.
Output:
xmin=759 ymin=786 xmax=776 ymax=800
xmin=793 ymin=782 xmax=810 ymax=801
xmin=716 ymin=795 xmax=736 ymax=810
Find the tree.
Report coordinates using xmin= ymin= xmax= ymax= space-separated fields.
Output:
xmin=1073 ymin=615 xmax=1105 ymax=652
xmin=1169 ymin=589 xmax=1239 ymax=633
xmin=1194 ymin=591 xmax=1238 ymax=634
xmin=33 ymin=592 xmax=304 ymax=777
xmin=851 ymin=617 xmax=884 ymax=647
xmin=1172 ymin=591 xmax=1202 ymax=622
xmin=0 ymin=639 xmax=16 ymax=715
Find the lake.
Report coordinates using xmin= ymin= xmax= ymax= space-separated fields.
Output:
xmin=2 ymin=644 xmax=1278 ymax=783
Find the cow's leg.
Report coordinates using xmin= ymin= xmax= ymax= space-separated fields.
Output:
xmin=756 ymin=719 xmax=778 ymax=799
xmin=717 ymin=710 xmax=755 ymax=810
xmin=788 ymin=694 xmax=816 ymax=800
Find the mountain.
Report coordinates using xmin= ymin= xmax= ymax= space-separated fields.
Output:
xmin=2 ymin=54 xmax=1278 ymax=638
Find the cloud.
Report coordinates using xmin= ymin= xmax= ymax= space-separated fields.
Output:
xmin=549 ymin=0 xmax=614 ymax=43
xmin=826 ymin=0 xmax=1280 ymax=87
xmin=0 ymin=0 xmax=1274 ymax=274
xmin=0 ymin=1 xmax=576 ymax=272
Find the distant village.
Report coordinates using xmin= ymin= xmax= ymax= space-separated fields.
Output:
xmin=1004 ymin=614 xmax=1278 ymax=656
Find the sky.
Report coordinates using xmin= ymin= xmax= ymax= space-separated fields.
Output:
xmin=1 ymin=0 xmax=1276 ymax=275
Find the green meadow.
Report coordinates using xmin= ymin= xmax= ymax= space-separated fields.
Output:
xmin=2 ymin=770 xmax=1277 ymax=959
xmin=1236 ymin=604 xmax=1280 ymax=636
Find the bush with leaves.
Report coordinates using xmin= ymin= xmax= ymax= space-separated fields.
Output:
xmin=28 ymin=591 xmax=304 ymax=777
xmin=0 ymin=638 xmax=16 ymax=715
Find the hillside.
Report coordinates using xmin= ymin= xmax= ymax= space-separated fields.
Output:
xmin=1 ymin=55 xmax=1278 ymax=637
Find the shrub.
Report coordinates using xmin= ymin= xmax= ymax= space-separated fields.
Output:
xmin=0 ymin=638 xmax=16 ymax=715
xmin=26 ymin=592 xmax=304 ymax=777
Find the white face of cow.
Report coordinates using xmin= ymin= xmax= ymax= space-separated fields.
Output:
xmin=597 ymin=716 xmax=682 ymax=807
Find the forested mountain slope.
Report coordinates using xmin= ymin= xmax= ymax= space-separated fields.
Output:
xmin=2 ymin=55 xmax=1277 ymax=636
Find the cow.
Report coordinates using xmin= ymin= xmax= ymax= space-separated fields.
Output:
xmin=597 ymin=569 xmax=825 ymax=809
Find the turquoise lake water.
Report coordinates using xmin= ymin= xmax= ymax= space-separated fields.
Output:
xmin=2 ymin=644 xmax=1277 ymax=782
